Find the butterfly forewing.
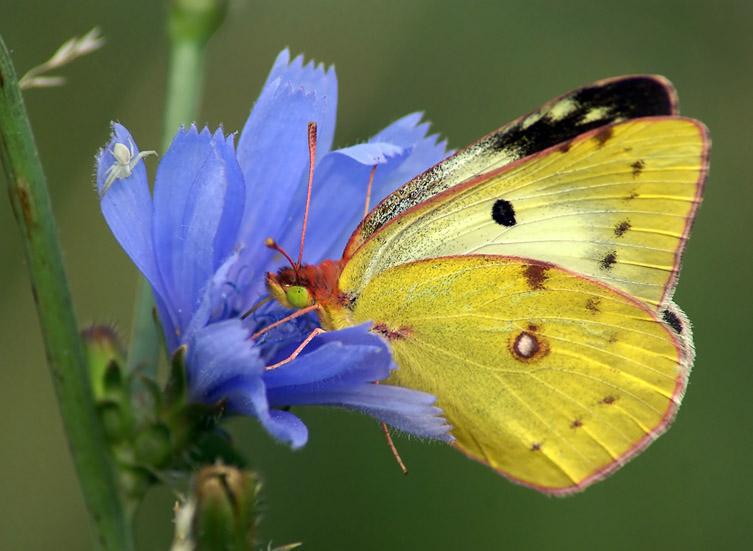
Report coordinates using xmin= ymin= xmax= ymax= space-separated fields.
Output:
xmin=341 ymin=117 xmax=708 ymax=310
xmin=346 ymin=75 xmax=679 ymax=256
xmin=339 ymin=256 xmax=690 ymax=494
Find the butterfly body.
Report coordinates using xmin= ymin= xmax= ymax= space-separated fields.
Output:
xmin=267 ymin=76 xmax=709 ymax=495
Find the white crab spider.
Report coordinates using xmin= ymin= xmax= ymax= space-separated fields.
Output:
xmin=100 ymin=138 xmax=157 ymax=198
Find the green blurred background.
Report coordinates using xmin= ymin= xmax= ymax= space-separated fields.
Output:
xmin=2 ymin=1 xmax=751 ymax=549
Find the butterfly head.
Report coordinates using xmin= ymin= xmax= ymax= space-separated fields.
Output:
xmin=266 ymin=267 xmax=315 ymax=310
xmin=266 ymin=259 xmax=347 ymax=311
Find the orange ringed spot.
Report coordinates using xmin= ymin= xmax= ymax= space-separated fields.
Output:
xmin=509 ymin=329 xmax=549 ymax=362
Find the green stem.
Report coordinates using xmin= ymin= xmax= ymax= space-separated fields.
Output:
xmin=0 ymin=35 xmax=133 ymax=551
xmin=163 ymin=37 xmax=205 ymax=149
xmin=127 ymin=0 xmax=227 ymax=375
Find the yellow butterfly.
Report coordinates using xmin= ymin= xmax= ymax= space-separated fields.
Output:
xmin=267 ymin=76 xmax=709 ymax=495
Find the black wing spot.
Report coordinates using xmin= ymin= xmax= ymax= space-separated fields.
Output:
xmin=585 ymin=297 xmax=601 ymax=312
xmin=523 ymin=264 xmax=549 ymax=290
xmin=631 ymin=159 xmax=645 ymax=178
xmin=599 ymin=250 xmax=617 ymax=270
xmin=614 ymin=219 xmax=631 ymax=237
xmin=491 ymin=199 xmax=516 ymax=226
xmin=594 ymin=126 xmax=613 ymax=146
xmin=557 ymin=140 xmax=572 ymax=153
xmin=663 ymin=309 xmax=683 ymax=334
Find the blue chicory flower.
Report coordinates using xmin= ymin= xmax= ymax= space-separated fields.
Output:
xmin=96 ymin=49 xmax=453 ymax=448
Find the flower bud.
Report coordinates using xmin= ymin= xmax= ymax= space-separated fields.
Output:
xmin=173 ymin=464 xmax=259 ymax=551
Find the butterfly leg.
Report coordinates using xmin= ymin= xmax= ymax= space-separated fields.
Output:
xmin=264 ymin=327 xmax=326 ymax=370
xmin=377 ymin=407 xmax=408 ymax=474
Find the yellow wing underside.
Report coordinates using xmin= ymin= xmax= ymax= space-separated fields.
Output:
xmin=333 ymin=256 xmax=690 ymax=494
xmin=343 ymin=118 xmax=708 ymax=310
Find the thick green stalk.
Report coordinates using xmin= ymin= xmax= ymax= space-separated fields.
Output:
xmin=0 ymin=34 xmax=134 ymax=551
xmin=162 ymin=37 xmax=205 ymax=150
xmin=127 ymin=0 xmax=228 ymax=374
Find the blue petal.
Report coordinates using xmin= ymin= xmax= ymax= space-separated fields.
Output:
xmin=275 ymin=383 xmax=453 ymax=441
xmin=215 ymin=374 xmax=310 ymax=449
xmin=364 ymin=113 xmax=449 ymax=210
xmin=262 ymin=408 xmax=309 ymax=449
xmin=186 ymin=250 xmax=241 ymax=339
xmin=152 ymin=126 xmax=245 ymax=332
xmin=186 ymin=317 xmax=310 ymax=448
xmin=275 ymin=114 xmax=449 ymax=262
xmin=263 ymin=324 xmax=391 ymax=387
xmin=263 ymin=49 xmax=337 ymax=154
xmin=97 ymin=123 xmax=165 ymax=300
xmin=263 ymin=324 xmax=452 ymax=441
xmin=333 ymin=141 xmax=405 ymax=165
xmin=236 ymin=51 xmax=338 ymax=269
xmin=186 ymin=318 xmax=263 ymax=403
xmin=231 ymin=378 xmax=310 ymax=448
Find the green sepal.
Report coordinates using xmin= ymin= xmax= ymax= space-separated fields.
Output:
xmin=164 ymin=344 xmax=189 ymax=409
xmin=191 ymin=430 xmax=247 ymax=469
xmin=96 ymin=400 xmax=128 ymax=444
xmin=133 ymin=373 xmax=164 ymax=412
xmin=165 ymin=399 xmax=228 ymax=455
xmin=102 ymin=360 xmax=124 ymax=396
xmin=133 ymin=423 xmax=173 ymax=468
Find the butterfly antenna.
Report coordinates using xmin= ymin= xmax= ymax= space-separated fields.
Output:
xmin=297 ymin=121 xmax=317 ymax=269
xmin=265 ymin=237 xmax=300 ymax=278
xmin=363 ymin=164 xmax=378 ymax=219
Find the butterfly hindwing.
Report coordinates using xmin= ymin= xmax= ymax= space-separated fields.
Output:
xmin=341 ymin=117 xmax=708 ymax=309
xmin=346 ymin=75 xmax=679 ymax=256
xmin=340 ymin=255 xmax=691 ymax=494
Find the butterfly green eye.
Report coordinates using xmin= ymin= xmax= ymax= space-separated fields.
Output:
xmin=286 ymin=285 xmax=311 ymax=309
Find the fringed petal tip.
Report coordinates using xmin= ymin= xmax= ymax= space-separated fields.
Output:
xmin=304 ymin=382 xmax=454 ymax=443
xmin=267 ymin=48 xmax=336 ymax=99
xmin=333 ymin=141 xmax=406 ymax=165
